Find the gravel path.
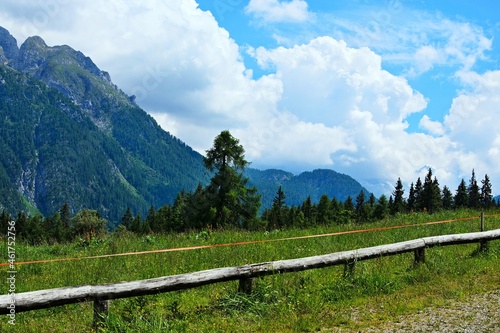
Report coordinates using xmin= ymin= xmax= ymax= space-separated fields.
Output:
xmin=362 ymin=290 xmax=500 ymax=332
xmin=326 ymin=290 xmax=499 ymax=332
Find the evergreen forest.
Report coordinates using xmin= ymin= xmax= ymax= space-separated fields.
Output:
xmin=1 ymin=130 xmax=497 ymax=246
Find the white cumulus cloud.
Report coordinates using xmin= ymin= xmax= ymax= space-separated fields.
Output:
xmin=444 ymin=70 xmax=500 ymax=180
xmin=419 ymin=115 xmax=445 ymax=136
xmin=245 ymin=0 xmax=311 ymax=23
xmin=248 ymin=36 xmax=453 ymax=186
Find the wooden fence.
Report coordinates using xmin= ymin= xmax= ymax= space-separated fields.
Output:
xmin=1 ymin=228 xmax=499 ymax=325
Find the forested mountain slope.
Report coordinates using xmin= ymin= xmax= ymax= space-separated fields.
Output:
xmin=246 ymin=168 xmax=370 ymax=209
xmin=0 ymin=27 xmax=207 ymax=223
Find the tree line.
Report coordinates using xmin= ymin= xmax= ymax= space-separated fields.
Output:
xmin=0 ymin=203 xmax=107 ymax=245
xmin=1 ymin=131 xmax=498 ymax=244
xmin=390 ymin=168 xmax=494 ymax=214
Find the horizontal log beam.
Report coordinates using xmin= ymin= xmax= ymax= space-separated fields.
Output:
xmin=421 ymin=231 xmax=499 ymax=247
xmin=1 ymin=229 xmax=499 ymax=314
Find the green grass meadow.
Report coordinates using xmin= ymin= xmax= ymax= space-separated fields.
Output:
xmin=1 ymin=209 xmax=499 ymax=332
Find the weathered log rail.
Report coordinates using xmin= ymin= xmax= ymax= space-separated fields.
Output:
xmin=1 ymin=229 xmax=499 ymax=320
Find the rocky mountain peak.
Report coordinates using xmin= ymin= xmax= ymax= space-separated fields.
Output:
xmin=24 ymin=35 xmax=48 ymax=48
xmin=4 ymin=28 xmax=133 ymax=126
xmin=6 ymin=28 xmax=112 ymax=88
xmin=12 ymin=35 xmax=50 ymax=75
xmin=0 ymin=26 xmax=19 ymax=62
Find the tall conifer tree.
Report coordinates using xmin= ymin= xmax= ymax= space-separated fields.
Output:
xmin=468 ymin=169 xmax=481 ymax=208
xmin=391 ymin=178 xmax=405 ymax=214
xmin=407 ymin=182 xmax=416 ymax=212
xmin=454 ymin=179 xmax=468 ymax=208
xmin=203 ymin=130 xmax=261 ymax=228
xmin=442 ymin=186 xmax=453 ymax=209
xmin=481 ymin=174 xmax=493 ymax=208
xmin=414 ymin=178 xmax=423 ymax=211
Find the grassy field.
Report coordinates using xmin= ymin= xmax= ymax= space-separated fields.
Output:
xmin=1 ymin=209 xmax=499 ymax=332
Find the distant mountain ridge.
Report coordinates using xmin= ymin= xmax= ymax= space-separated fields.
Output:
xmin=0 ymin=26 xmax=370 ymax=224
xmin=246 ymin=169 xmax=370 ymax=210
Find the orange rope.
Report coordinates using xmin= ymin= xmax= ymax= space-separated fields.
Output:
xmin=1 ymin=214 xmax=485 ymax=267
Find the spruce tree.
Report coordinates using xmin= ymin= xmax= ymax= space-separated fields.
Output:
xmin=454 ymin=179 xmax=468 ymax=208
xmin=145 ymin=205 xmax=156 ymax=233
xmin=431 ymin=177 xmax=442 ymax=213
xmin=47 ymin=212 xmax=63 ymax=242
xmin=422 ymin=168 xmax=433 ymax=213
xmin=367 ymin=193 xmax=376 ymax=221
xmin=16 ymin=212 xmax=27 ymax=240
xmin=342 ymin=196 xmax=354 ymax=224
xmin=355 ymin=190 xmax=368 ymax=222
xmin=25 ymin=215 xmax=46 ymax=245
xmin=373 ymin=194 xmax=389 ymax=220
xmin=407 ymin=183 xmax=416 ymax=212
xmin=0 ymin=210 xmax=12 ymax=237
xmin=368 ymin=193 xmax=376 ymax=207
xmin=388 ymin=195 xmax=394 ymax=214
xmin=203 ymin=130 xmax=261 ymax=228
xmin=317 ymin=194 xmax=331 ymax=224
xmin=391 ymin=178 xmax=405 ymax=214
xmin=420 ymin=169 xmax=442 ymax=214
xmin=468 ymin=169 xmax=481 ymax=209
xmin=273 ymin=186 xmax=286 ymax=208
xmin=269 ymin=186 xmax=287 ymax=228
xmin=414 ymin=178 xmax=423 ymax=211
xmin=121 ymin=207 xmax=133 ymax=230
xmin=301 ymin=196 xmax=314 ymax=226
xmin=481 ymin=174 xmax=493 ymax=208
xmin=130 ymin=213 xmax=142 ymax=233
xmin=60 ymin=202 xmax=71 ymax=241
xmin=329 ymin=198 xmax=341 ymax=224
xmin=185 ymin=185 xmax=209 ymax=230
xmin=156 ymin=205 xmax=172 ymax=233
xmin=442 ymin=186 xmax=453 ymax=210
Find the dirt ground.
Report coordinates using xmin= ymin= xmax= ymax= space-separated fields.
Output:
xmin=328 ymin=290 xmax=499 ymax=333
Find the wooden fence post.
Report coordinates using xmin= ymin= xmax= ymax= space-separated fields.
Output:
xmin=93 ymin=298 xmax=109 ymax=328
xmin=413 ymin=247 xmax=425 ymax=266
xmin=343 ymin=259 xmax=356 ymax=278
xmin=238 ymin=278 xmax=255 ymax=294
xmin=479 ymin=212 xmax=488 ymax=252
xmin=479 ymin=240 xmax=489 ymax=253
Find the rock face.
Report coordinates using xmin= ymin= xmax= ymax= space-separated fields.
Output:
xmin=0 ymin=47 xmax=7 ymax=64
xmin=12 ymin=35 xmax=123 ymax=110
xmin=0 ymin=27 xmax=19 ymax=61
xmin=13 ymin=35 xmax=110 ymax=82
xmin=12 ymin=36 xmax=49 ymax=75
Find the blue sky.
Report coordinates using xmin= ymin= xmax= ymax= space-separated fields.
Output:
xmin=1 ymin=0 xmax=500 ymax=195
